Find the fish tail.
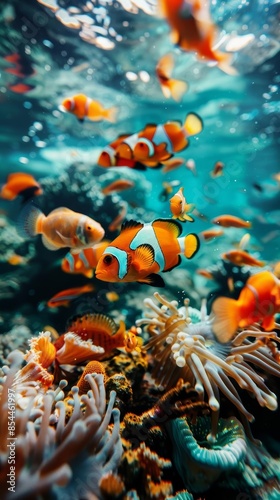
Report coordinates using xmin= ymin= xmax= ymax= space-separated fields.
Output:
xmin=183 ymin=214 xmax=195 ymax=222
xmin=211 ymin=297 xmax=240 ymax=342
xmin=104 ymin=106 xmax=118 ymax=123
xmin=184 ymin=112 xmax=203 ymax=137
xmin=215 ymin=51 xmax=238 ymax=76
xmin=168 ymin=79 xmax=188 ymax=102
xmin=113 ymin=320 xmax=126 ymax=346
xmin=183 ymin=233 xmax=200 ymax=258
xmin=18 ymin=201 xmax=44 ymax=238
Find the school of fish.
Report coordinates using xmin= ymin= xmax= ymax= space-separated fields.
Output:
xmin=1 ymin=0 xmax=279 ymax=364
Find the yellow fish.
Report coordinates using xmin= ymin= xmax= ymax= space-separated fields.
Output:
xmin=169 ymin=187 xmax=195 ymax=222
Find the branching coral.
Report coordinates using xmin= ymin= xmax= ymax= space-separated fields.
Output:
xmin=0 ymin=351 xmax=122 ymax=500
xmin=137 ymin=292 xmax=280 ymax=441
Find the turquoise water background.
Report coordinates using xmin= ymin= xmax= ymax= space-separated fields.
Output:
xmin=0 ymin=0 xmax=279 ymax=284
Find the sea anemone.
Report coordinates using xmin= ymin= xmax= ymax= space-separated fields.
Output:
xmin=136 ymin=292 xmax=280 ymax=440
xmin=166 ymin=415 xmax=246 ymax=493
xmin=0 ymin=351 xmax=122 ymax=499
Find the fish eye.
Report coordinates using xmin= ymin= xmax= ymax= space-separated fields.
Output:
xmin=103 ymin=255 xmax=113 ymax=265
xmin=87 ymin=226 xmax=92 ymax=230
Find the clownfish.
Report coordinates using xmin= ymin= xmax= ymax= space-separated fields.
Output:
xmin=98 ymin=113 xmax=203 ymax=170
xmin=62 ymin=93 xmax=117 ymax=123
xmin=18 ymin=203 xmax=105 ymax=251
xmin=98 ymin=134 xmax=147 ymax=170
xmin=212 ymin=270 xmax=280 ymax=343
xmin=169 ymin=187 xmax=195 ymax=222
xmin=156 ymin=53 xmax=188 ymax=101
xmin=61 ymin=241 xmax=110 ymax=278
xmin=158 ymin=0 xmax=235 ymax=75
xmin=0 ymin=172 xmax=43 ymax=201
xmin=95 ymin=218 xmax=200 ymax=287
xmin=115 ymin=113 xmax=203 ymax=168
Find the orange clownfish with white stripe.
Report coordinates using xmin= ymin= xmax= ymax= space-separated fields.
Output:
xmin=98 ymin=112 xmax=203 ymax=169
xmin=62 ymin=93 xmax=117 ymax=123
xmin=95 ymin=218 xmax=200 ymax=287
xmin=61 ymin=241 xmax=110 ymax=278
xmin=169 ymin=187 xmax=195 ymax=222
xmin=98 ymin=134 xmax=147 ymax=170
xmin=18 ymin=204 xmax=105 ymax=251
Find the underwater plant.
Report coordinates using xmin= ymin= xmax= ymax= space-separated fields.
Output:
xmin=136 ymin=292 xmax=280 ymax=441
xmin=0 ymin=350 xmax=122 ymax=500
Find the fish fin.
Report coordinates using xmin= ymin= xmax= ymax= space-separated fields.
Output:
xmin=49 ymin=207 xmax=74 ymax=215
xmin=225 ymin=33 xmax=255 ymax=52
xmin=185 ymin=203 xmax=195 ymax=213
xmin=132 ymin=162 xmax=147 ymax=171
xmin=104 ymin=106 xmax=118 ymax=123
xmin=142 ymin=123 xmax=158 ymax=130
xmin=161 ymin=84 xmax=172 ymax=99
xmin=152 ymin=218 xmax=182 ymax=237
xmin=270 ymin=285 xmax=280 ymax=307
xmin=163 ymin=255 xmax=181 ymax=272
xmin=17 ymin=201 xmax=44 ymax=238
xmin=137 ymin=273 xmax=165 ymax=287
xmin=117 ymin=133 xmax=131 ymax=140
xmin=157 ymin=53 xmax=174 ymax=78
xmin=169 ymin=79 xmax=188 ymax=102
xmin=133 ymin=244 xmax=155 ymax=271
xmin=42 ymin=235 xmax=59 ymax=251
xmin=183 ymin=214 xmax=195 ymax=222
xmin=120 ymin=219 xmax=144 ymax=232
xmin=55 ymin=230 xmax=73 ymax=247
xmin=156 ymin=142 xmax=169 ymax=152
xmin=261 ymin=315 xmax=276 ymax=331
xmin=143 ymin=160 xmax=165 ymax=168
xmin=66 ymin=312 xmax=117 ymax=337
xmin=184 ymin=112 xmax=203 ymax=136
xmin=184 ymin=233 xmax=200 ymax=258
xmin=170 ymin=29 xmax=180 ymax=46
xmin=215 ymin=51 xmax=237 ymax=75
xmin=211 ymin=297 xmax=240 ymax=343
xmin=83 ymin=270 xmax=94 ymax=278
